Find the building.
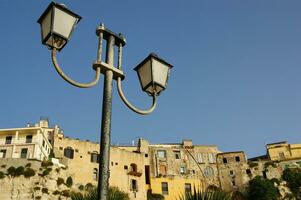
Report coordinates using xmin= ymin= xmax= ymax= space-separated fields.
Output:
xmin=148 ymin=139 xmax=221 ymax=200
xmin=52 ymin=131 xmax=149 ymax=200
xmin=267 ymin=141 xmax=301 ymax=161
xmin=0 ymin=119 xmax=53 ymax=161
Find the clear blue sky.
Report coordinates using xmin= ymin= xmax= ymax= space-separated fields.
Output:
xmin=1 ymin=0 xmax=301 ymax=158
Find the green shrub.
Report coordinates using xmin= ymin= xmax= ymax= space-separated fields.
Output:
xmin=78 ymin=185 xmax=84 ymax=191
xmin=53 ymin=190 xmax=60 ymax=195
xmin=270 ymin=178 xmax=280 ymax=185
xmin=248 ymin=176 xmax=279 ymax=200
xmin=34 ymin=186 xmax=41 ymax=191
xmin=24 ymin=168 xmax=35 ymax=178
xmin=0 ymin=171 xmax=5 ymax=179
xmin=41 ymin=160 xmax=53 ymax=167
xmin=178 ymin=187 xmax=232 ymax=200
xmin=57 ymin=177 xmax=64 ymax=186
xmin=55 ymin=168 xmax=60 ymax=173
xmin=264 ymin=161 xmax=275 ymax=169
xmin=66 ymin=176 xmax=73 ymax=188
xmin=25 ymin=163 xmax=31 ymax=168
xmin=42 ymin=168 xmax=52 ymax=176
xmin=70 ymin=186 xmax=130 ymax=200
xmin=7 ymin=166 xmax=16 ymax=176
xmin=248 ymin=162 xmax=258 ymax=168
xmin=15 ymin=166 xmax=24 ymax=176
xmin=85 ymin=183 xmax=94 ymax=191
xmin=147 ymin=190 xmax=164 ymax=200
xmin=41 ymin=188 xmax=48 ymax=194
xmin=61 ymin=190 xmax=70 ymax=197
xmin=282 ymin=168 xmax=301 ymax=199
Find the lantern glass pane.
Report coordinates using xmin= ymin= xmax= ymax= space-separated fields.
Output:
xmin=41 ymin=8 xmax=52 ymax=41
xmin=152 ymin=59 xmax=170 ymax=87
xmin=53 ymin=7 xmax=78 ymax=39
xmin=137 ymin=60 xmax=152 ymax=89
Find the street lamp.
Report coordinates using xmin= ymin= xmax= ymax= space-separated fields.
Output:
xmin=37 ymin=2 xmax=173 ymax=200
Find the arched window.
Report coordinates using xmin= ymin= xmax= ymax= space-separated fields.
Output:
xmin=91 ymin=151 xmax=99 ymax=163
xmin=64 ymin=147 xmax=74 ymax=159
xmin=93 ymin=168 xmax=98 ymax=181
xmin=204 ymin=166 xmax=214 ymax=177
xmin=130 ymin=163 xmax=137 ymax=172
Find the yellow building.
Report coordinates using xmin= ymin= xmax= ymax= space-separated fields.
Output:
xmin=0 ymin=119 xmax=53 ymax=161
xmin=52 ymin=131 xmax=149 ymax=200
xmin=266 ymin=141 xmax=301 ymax=161
xmin=148 ymin=140 xmax=221 ymax=200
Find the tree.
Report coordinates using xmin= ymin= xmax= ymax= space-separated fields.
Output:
xmin=282 ymin=168 xmax=301 ymax=199
xmin=248 ymin=176 xmax=279 ymax=200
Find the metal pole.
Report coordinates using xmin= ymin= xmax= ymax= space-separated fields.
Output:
xmin=98 ymin=35 xmax=115 ymax=200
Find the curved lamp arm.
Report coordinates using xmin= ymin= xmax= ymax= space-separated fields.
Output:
xmin=117 ymin=77 xmax=157 ymax=115
xmin=51 ymin=49 xmax=101 ymax=88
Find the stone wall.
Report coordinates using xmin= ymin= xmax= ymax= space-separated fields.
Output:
xmin=0 ymin=158 xmax=75 ymax=200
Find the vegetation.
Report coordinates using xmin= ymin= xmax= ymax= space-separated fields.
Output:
xmin=247 ymin=176 xmax=279 ymax=200
xmin=70 ymin=186 xmax=130 ymax=200
xmin=42 ymin=168 xmax=52 ymax=176
xmin=53 ymin=190 xmax=60 ymax=195
xmin=57 ymin=177 xmax=65 ymax=186
xmin=15 ymin=166 xmax=25 ymax=176
xmin=7 ymin=166 xmax=16 ymax=176
xmin=0 ymin=171 xmax=5 ymax=179
xmin=25 ymin=163 xmax=31 ymax=168
xmin=147 ymin=190 xmax=164 ymax=200
xmin=41 ymin=160 xmax=53 ymax=167
xmin=264 ymin=161 xmax=277 ymax=169
xmin=282 ymin=168 xmax=301 ymax=199
xmin=78 ymin=185 xmax=85 ymax=191
xmin=248 ymin=162 xmax=258 ymax=168
xmin=62 ymin=190 xmax=70 ymax=197
xmin=24 ymin=168 xmax=35 ymax=178
xmin=178 ymin=187 xmax=232 ymax=200
xmin=42 ymin=188 xmax=48 ymax=194
xmin=66 ymin=176 xmax=73 ymax=188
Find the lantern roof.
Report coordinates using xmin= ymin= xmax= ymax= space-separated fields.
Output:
xmin=134 ymin=53 xmax=173 ymax=71
xmin=37 ymin=2 xmax=82 ymax=24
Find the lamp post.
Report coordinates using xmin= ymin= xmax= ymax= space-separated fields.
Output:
xmin=37 ymin=2 xmax=173 ymax=200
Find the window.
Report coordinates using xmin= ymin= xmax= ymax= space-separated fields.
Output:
xmin=42 ymin=140 xmax=45 ymax=147
xmin=223 ymin=158 xmax=227 ymax=164
xmin=174 ymin=151 xmax=181 ymax=159
xmin=5 ymin=136 xmax=12 ymax=144
xmin=20 ymin=148 xmax=28 ymax=158
xmin=91 ymin=152 xmax=99 ymax=163
xmin=26 ymin=135 xmax=33 ymax=143
xmin=0 ymin=149 xmax=7 ymax=158
xmin=197 ymin=153 xmax=203 ymax=163
xmin=131 ymin=179 xmax=138 ymax=191
xmin=145 ymin=165 xmax=150 ymax=184
xmin=208 ymin=153 xmax=215 ymax=163
xmin=235 ymin=156 xmax=240 ymax=162
xmin=246 ymin=169 xmax=251 ymax=175
xmin=124 ymin=165 xmax=128 ymax=170
xmin=279 ymin=152 xmax=285 ymax=160
xmin=185 ymin=183 xmax=192 ymax=194
xmin=59 ymin=147 xmax=63 ymax=150
xmin=229 ymin=170 xmax=235 ymax=176
xmin=157 ymin=150 xmax=166 ymax=159
xmin=93 ymin=168 xmax=98 ymax=181
xmin=180 ymin=166 xmax=186 ymax=174
xmin=161 ymin=182 xmax=168 ymax=195
xmin=204 ymin=166 xmax=214 ymax=177
xmin=232 ymin=180 xmax=236 ymax=186
xmin=130 ymin=163 xmax=137 ymax=172
xmin=64 ymin=147 xmax=74 ymax=159
xmin=145 ymin=154 xmax=148 ymax=157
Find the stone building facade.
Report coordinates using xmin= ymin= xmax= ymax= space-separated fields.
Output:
xmin=148 ymin=140 xmax=221 ymax=200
